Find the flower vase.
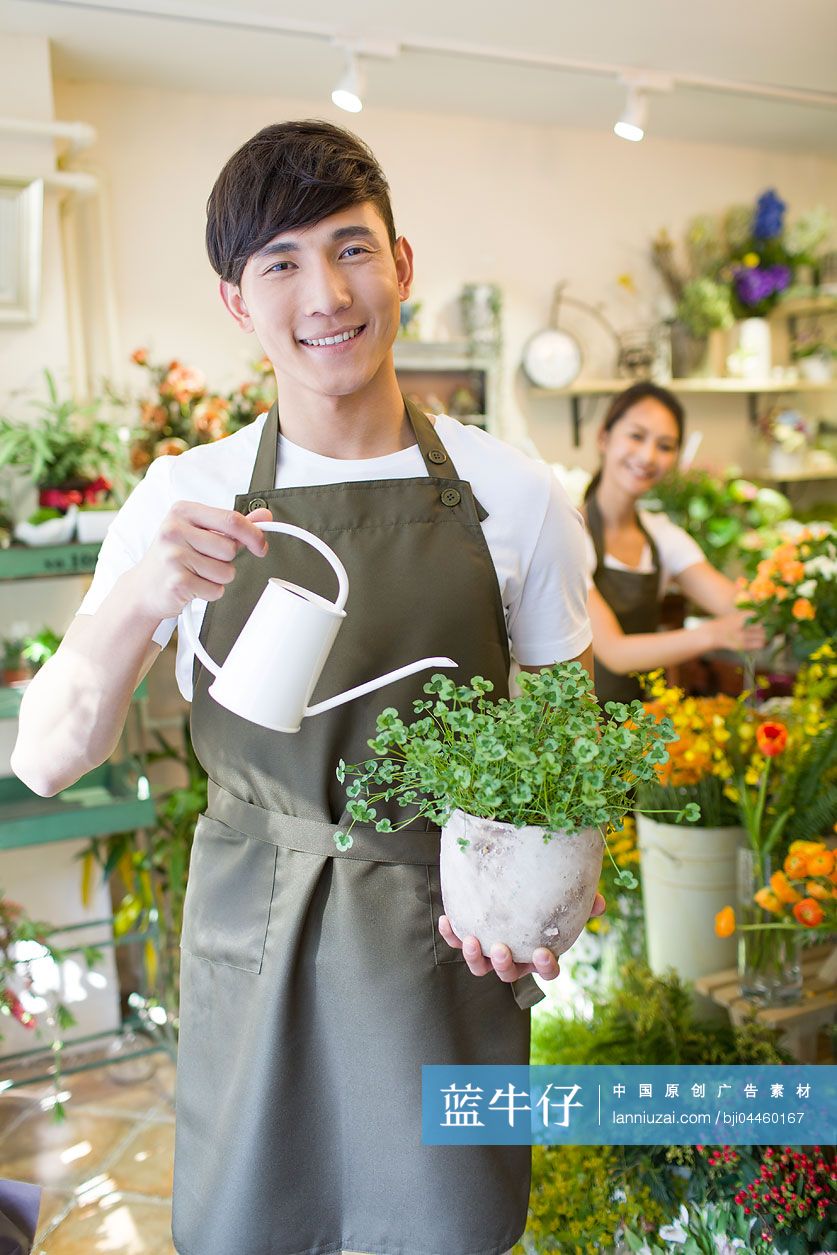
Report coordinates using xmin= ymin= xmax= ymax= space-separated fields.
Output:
xmin=736 ymin=847 xmax=802 ymax=1005
xmin=727 ymin=318 xmax=772 ymax=380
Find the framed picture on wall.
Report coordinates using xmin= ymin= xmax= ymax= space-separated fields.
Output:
xmin=0 ymin=177 xmax=43 ymax=325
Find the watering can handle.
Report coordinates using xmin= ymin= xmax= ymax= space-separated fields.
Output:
xmin=178 ymin=520 xmax=350 ymax=678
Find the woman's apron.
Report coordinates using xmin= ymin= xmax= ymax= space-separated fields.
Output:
xmin=173 ymin=398 xmax=544 ymax=1255
xmin=586 ymin=492 xmax=661 ymax=707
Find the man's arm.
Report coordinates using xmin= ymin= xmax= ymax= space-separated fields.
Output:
xmin=12 ymin=502 xmax=272 ymax=797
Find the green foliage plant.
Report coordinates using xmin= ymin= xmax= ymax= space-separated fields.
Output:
xmin=514 ymin=1143 xmax=666 ymax=1254
xmin=0 ymin=369 xmax=128 ymax=488
xmin=676 ymin=277 xmax=735 ymax=338
xmin=333 ymin=663 xmax=694 ymax=890
xmin=530 ymin=961 xmax=790 ymax=1067
xmin=1 ymin=893 xmax=101 ymax=1119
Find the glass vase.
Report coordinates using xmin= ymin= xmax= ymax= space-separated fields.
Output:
xmin=736 ymin=846 xmax=802 ymax=1006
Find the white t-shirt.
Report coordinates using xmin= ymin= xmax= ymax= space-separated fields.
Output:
xmin=584 ymin=508 xmax=705 ymax=597
xmin=78 ymin=413 xmax=592 ymax=701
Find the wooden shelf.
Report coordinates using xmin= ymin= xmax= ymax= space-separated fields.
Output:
xmin=753 ymin=464 xmax=837 ymax=483
xmin=695 ymin=945 xmax=836 ymax=1064
xmin=0 ymin=762 xmax=154 ymax=849
xmin=0 ymin=542 xmax=101 ymax=580
xmin=529 ymin=377 xmax=837 ymax=398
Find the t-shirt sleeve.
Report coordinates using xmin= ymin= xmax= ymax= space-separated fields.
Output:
xmin=507 ymin=473 xmax=592 ymax=665
xmin=642 ymin=511 xmax=706 ymax=583
xmin=75 ymin=456 xmax=178 ymax=649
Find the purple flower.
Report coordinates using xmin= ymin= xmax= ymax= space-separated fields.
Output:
xmin=734 ymin=267 xmax=774 ymax=305
xmin=734 ymin=263 xmax=791 ymax=307
xmin=752 ymin=188 xmax=786 ymax=240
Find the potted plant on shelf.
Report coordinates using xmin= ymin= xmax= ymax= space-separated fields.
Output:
xmin=0 ymin=370 xmax=129 ymax=536
xmin=332 ymin=663 xmax=691 ymax=963
xmin=2 ymin=635 xmax=30 ymax=686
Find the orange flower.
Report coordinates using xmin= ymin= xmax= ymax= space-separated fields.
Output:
xmin=714 ymin=906 xmax=736 ymax=938
xmin=770 ymin=870 xmax=801 ymax=905
xmin=783 ymin=851 xmax=809 ymax=879
xmin=792 ymin=898 xmax=825 ymax=928
xmin=754 ymin=887 xmax=781 ymax=913
xmin=792 ymin=598 xmax=816 ymax=621
xmin=805 ymin=880 xmax=830 ymax=901
xmin=131 ymin=346 xmax=149 ymax=365
xmin=755 ymin=721 xmax=788 ymax=757
xmin=807 ymin=848 xmax=834 ymax=877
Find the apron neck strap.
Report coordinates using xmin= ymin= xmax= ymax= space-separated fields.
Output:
xmin=249 ymin=403 xmax=280 ymax=493
xmin=586 ymin=490 xmax=661 ymax=570
xmin=247 ymin=396 xmax=463 ymax=494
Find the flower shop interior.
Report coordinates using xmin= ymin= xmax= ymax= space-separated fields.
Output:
xmin=0 ymin=2 xmax=836 ymax=1252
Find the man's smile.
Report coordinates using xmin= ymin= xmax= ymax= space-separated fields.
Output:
xmin=298 ymin=325 xmax=366 ymax=348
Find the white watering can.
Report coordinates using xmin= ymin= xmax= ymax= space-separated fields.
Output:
xmin=179 ymin=520 xmax=457 ymax=733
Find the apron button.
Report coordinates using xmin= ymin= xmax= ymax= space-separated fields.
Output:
xmin=428 ymin=449 xmax=447 ymax=464
xmin=441 ymin=488 xmax=461 ymax=508
xmin=248 ymin=496 xmax=268 ymax=511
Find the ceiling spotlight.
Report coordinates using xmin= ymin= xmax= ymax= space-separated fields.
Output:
xmin=332 ymin=50 xmax=366 ymax=114
xmin=614 ymin=84 xmax=648 ymax=142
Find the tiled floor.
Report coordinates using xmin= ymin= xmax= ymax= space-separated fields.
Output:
xmin=0 ymin=1040 xmax=177 ymax=1253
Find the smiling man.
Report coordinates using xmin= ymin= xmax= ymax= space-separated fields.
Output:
xmin=12 ymin=120 xmax=596 ymax=1255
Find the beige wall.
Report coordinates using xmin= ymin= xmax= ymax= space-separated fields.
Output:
xmin=52 ymin=78 xmax=837 ymax=479
xmin=0 ymin=33 xmax=70 ymax=393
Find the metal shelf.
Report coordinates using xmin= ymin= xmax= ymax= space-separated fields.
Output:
xmin=0 ymin=542 xmax=101 ymax=580
xmin=0 ymin=762 xmax=154 ymax=849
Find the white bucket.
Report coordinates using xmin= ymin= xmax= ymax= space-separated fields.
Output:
xmin=636 ymin=814 xmax=743 ymax=983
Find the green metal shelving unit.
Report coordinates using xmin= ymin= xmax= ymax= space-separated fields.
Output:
xmin=0 ymin=543 xmax=170 ymax=1084
xmin=0 ymin=541 xmax=101 ymax=580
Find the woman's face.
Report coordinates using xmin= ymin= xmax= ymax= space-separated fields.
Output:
xmin=598 ymin=397 xmax=681 ymax=497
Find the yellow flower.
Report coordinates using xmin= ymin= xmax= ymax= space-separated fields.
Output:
xmin=742 ymin=252 xmax=760 ymax=267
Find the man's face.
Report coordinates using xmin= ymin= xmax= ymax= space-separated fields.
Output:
xmin=221 ymin=202 xmax=413 ymax=402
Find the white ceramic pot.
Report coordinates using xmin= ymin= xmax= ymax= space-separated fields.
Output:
xmin=798 ymin=352 xmax=833 ymax=384
xmin=439 ymin=809 xmax=604 ymax=963
xmin=727 ymin=317 xmax=772 ymax=380
xmin=768 ymin=445 xmax=806 ymax=476
xmin=75 ymin=508 xmax=119 ymax=543
xmin=636 ymin=813 xmax=743 ymax=982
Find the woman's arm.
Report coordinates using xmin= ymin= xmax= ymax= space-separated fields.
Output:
xmin=588 ymin=584 xmax=763 ymax=676
xmin=675 ymin=559 xmax=742 ymax=616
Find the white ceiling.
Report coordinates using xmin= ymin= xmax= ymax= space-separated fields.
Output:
xmin=2 ymin=0 xmax=837 ymax=156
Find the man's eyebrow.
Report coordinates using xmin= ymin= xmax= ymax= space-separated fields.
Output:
xmin=254 ymin=224 xmax=378 ymax=259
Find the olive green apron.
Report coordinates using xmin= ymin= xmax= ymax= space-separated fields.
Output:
xmin=172 ymin=399 xmax=543 ymax=1255
xmin=586 ymin=491 xmax=661 ymax=706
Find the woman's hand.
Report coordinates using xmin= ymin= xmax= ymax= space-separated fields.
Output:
xmin=130 ymin=502 xmax=273 ymax=623
xmin=438 ymin=893 xmax=606 ymax=984
xmin=705 ymin=609 xmax=767 ymax=653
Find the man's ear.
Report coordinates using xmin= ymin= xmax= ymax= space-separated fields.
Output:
xmin=394 ymin=236 xmax=414 ymax=301
xmin=219 ymin=279 xmax=254 ymax=332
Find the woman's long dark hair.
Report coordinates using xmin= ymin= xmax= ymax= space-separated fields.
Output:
xmin=585 ymin=382 xmax=685 ymax=502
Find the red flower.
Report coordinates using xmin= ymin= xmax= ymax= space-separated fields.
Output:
xmin=756 ymin=720 xmax=789 ymax=757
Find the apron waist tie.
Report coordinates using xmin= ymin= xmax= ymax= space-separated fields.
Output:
xmin=206 ymin=779 xmax=443 ymax=865
xmin=206 ymin=782 xmax=545 ymax=1012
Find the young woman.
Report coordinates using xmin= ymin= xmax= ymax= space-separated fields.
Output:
xmin=585 ymin=381 xmax=765 ymax=706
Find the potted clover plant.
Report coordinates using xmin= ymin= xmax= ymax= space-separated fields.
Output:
xmin=334 ymin=663 xmax=693 ymax=962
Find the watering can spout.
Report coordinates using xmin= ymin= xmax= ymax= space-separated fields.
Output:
xmin=305 ymin=657 xmax=458 ymax=718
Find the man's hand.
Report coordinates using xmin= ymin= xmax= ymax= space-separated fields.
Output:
xmin=132 ymin=502 xmax=273 ymax=624
xmin=438 ymin=893 xmax=606 ymax=983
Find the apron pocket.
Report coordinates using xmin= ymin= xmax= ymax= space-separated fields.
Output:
xmin=426 ymin=864 xmax=467 ymax=965
xmin=181 ymin=814 xmax=277 ymax=973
